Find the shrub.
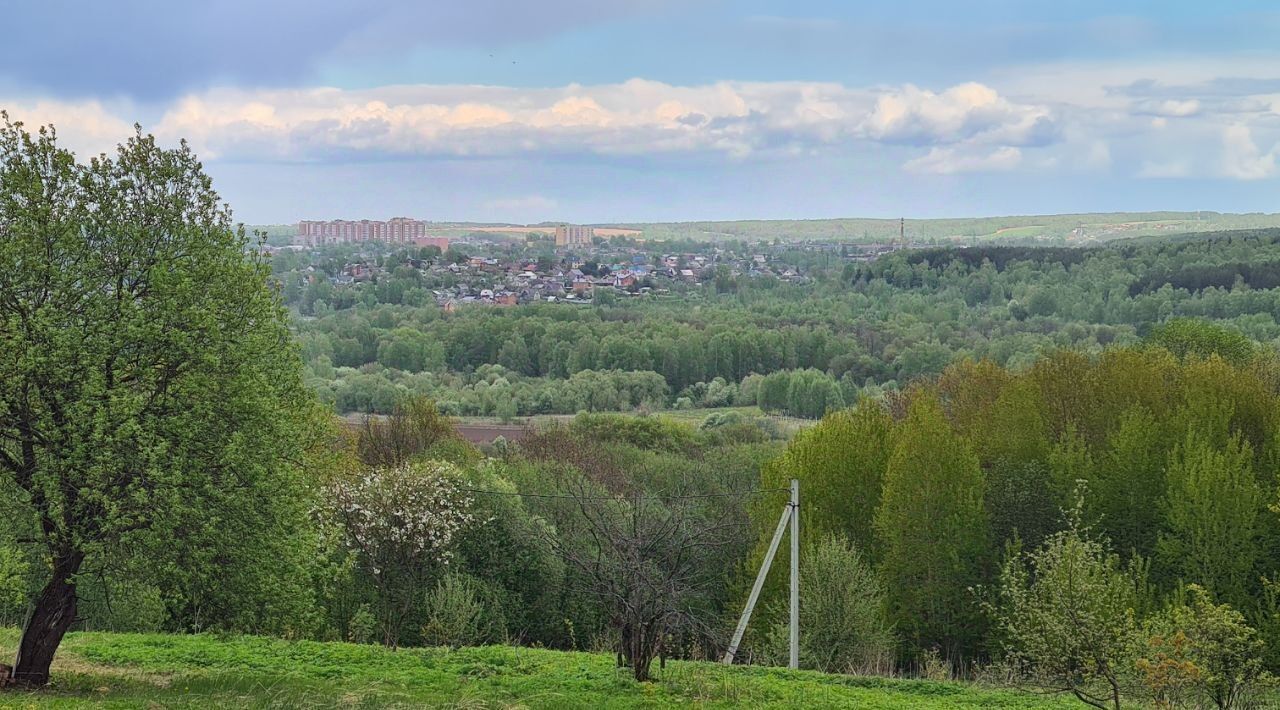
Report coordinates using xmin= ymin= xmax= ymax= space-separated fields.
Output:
xmin=0 ymin=543 xmax=31 ymax=627
xmin=422 ymin=573 xmax=506 ymax=648
xmin=985 ymin=497 xmax=1145 ymax=710
xmin=762 ymin=534 xmax=895 ymax=674
xmin=1138 ymin=585 xmax=1266 ymax=710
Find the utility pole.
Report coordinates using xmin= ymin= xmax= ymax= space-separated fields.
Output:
xmin=789 ymin=478 xmax=799 ymax=670
xmin=723 ymin=479 xmax=799 ymax=669
xmin=900 ymin=217 xmax=905 ymax=245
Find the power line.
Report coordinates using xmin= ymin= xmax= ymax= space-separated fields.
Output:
xmin=458 ymin=487 xmax=789 ymax=502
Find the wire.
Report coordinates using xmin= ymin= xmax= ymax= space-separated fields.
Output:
xmin=458 ymin=487 xmax=789 ymax=502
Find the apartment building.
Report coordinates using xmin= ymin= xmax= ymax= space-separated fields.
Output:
xmin=554 ymin=224 xmax=595 ymax=248
xmin=295 ymin=218 xmax=449 ymax=250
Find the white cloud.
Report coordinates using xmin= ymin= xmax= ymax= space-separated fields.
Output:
xmin=903 ymin=146 xmax=1022 ymax=174
xmin=1221 ymin=125 xmax=1277 ymax=180
xmin=1132 ymin=98 xmax=1201 ymax=117
xmin=0 ymin=100 xmax=135 ymax=157
xmin=7 ymin=64 xmax=1280 ymax=183
xmin=857 ymin=82 xmax=1055 ymax=147
xmin=136 ymin=79 xmax=1055 ymax=168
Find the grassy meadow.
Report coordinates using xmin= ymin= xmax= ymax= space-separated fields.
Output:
xmin=0 ymin=629 xmax=1076 ymax=709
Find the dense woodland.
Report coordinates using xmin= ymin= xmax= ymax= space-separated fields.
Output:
xmin=9 ymin=331 xmax=1280 ymax=704
xmin=281 ymin=229 xmax=1280 ymax=420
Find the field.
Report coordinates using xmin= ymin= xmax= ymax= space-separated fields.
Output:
xmin=605 ymin=211 xmax=1280 ymax=243
xmin=0 ymin=629 xmax=1075 ymax=709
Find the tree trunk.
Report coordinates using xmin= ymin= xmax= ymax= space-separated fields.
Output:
xmin=10 ymin=551 xmax=84 ymax=688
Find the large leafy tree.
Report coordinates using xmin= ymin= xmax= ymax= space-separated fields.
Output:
xmin=0 ymin=116 xmax=310 ymax=686
xmin=875 ymin=394 xmax=989 ymax=660
xmin=988 ymin=506 xmax=1145 ymax=710
xmin=1157 ymin=433 xmax=1261 ymax=609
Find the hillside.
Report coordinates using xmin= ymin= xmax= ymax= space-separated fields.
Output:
xmin=617 ymin=211 xmax=1280 ymax=243
xmin=255 ymin=211 xmax=1280 ymax=246
xmin=0 ymin=629 xmax=1073 ymax=709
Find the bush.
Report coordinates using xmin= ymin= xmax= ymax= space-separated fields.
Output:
xmin=985 ymin=497 xmax=1145 ymax=710
xmin=1138 ymin=585 xmax=1266 ymax=710
xmin=75 ymin=578 xmax=167 ymax=633
xmin=421 ymin=573 xmax=507 ymax=648
xmin=762 ymin=534 xmax=895 ymax=674
xmin=700 ymin=411 xmax=745 ymax=430
xmin=570 ymin=412 xmax=697 ymax=453
xmin=0 ymin=542 xmax=31 ymax=627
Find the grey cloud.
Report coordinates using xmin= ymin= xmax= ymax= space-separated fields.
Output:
xmin=0 ymin=0 xmax=684 ymax=99
xmin=1109 ymin=77 xmax=1280 ymax=99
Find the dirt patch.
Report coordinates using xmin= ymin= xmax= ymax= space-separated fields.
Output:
xmin=455 ymin=424 xmax=533 ymax=445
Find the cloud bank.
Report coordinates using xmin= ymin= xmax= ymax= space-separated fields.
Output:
xmin=3 ymin=63 xmax=1279 ymax=182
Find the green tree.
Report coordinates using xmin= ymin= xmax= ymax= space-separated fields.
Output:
xmin=986 ymin=493 xmax=1145 ymax=710
xmin=1092 ymin=407 xmax=1166 ymax=561
xmin=766 ymin=534 xmax=895 ymax=674
xmin=1157 ymin=433 xmax=1261 ymax=608
xmin=985 ymin=460 xmax=1061 ymax=551
xmin=497 ymin=336 xmax=533 ymax=376
xmin=1146 ymin=319 xmax=1257 ymax=366
xmin=875 ymin=394 xmax=989 ymax=660
xmin=763 ymin=403 xmax=891 ymax=555
xmin=0 ymin=118 xmax=312 ymax=686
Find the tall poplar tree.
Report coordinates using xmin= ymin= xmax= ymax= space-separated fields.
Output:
xmin=1157 ymin=432 xmax=1261 ymax=609
xmin=874 ymin=394 xmax=989 ymax=660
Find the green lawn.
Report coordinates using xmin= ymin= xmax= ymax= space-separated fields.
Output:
xmin=0 ymin=629 xmax=1078 ymax=708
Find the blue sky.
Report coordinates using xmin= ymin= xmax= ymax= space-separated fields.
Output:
xmin=3 ymin=1 xmax=1279 ymax=223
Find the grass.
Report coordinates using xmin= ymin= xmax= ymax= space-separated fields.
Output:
xmin=977 ymin=225 xmax=1048 ymax=241
xmin=0 ymin=628 xmax=1080 ymax=709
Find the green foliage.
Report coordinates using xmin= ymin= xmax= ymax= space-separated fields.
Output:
xmin=762 ymin=534 xmax=895 ymax=674
xmin=1156 ymin=433 xmax=1262 ymax=608
xmin=421 ymin=573 xmax=507 ymax=648
xmin=1139 ymin=585 xmax=1267 ymax=710
xmin=987 ymin=501 xmax=1145 ymax=710
xmin=763 ymin=403 xmax=891 ymax=555
xmin=569 ymin=412 xmax=697 ymax=453
xmin=1091 ymin=407 xmax=1167 ymax=561
xmin=744 ymin=345 xmax=1280 ymax=677
xmin=875 ymin=394 xmax=989 ymax=659
xmin=985 ymin=460 xmax=1061 ymax=551
xmin=0 ymin=543 xmax=30 ymax=628
xmin=74 ymin=578 xmax=167 ymax=634
xmin=1146 ymin=319 xmax=1258 ymax=366
xmin=454 ymin=463 xmax=566 ymax=646
xmin=0 ymin=115 xmax=315 ymax=683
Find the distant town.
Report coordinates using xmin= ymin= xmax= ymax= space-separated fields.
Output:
xmin=270 ymin=217 xmax=913 ymax=310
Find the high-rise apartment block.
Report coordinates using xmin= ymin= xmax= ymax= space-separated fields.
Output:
xmin=295 ymin=218 xmax=449 ymax=250
xmin=555 ymin=224 xmax=595 ymax=248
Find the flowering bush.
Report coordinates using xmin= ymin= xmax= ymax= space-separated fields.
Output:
xmin=328 ymin=460 xmax=476 ymax=647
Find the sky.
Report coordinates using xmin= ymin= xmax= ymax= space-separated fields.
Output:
xmin=3 ymin=1 xmax=1280 ymax=224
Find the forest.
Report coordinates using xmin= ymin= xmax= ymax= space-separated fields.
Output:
xmin=9 ymin=332 xmax=1280 ymax=706
xmin=280 ymin=229 xmax=1280 ymax=421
